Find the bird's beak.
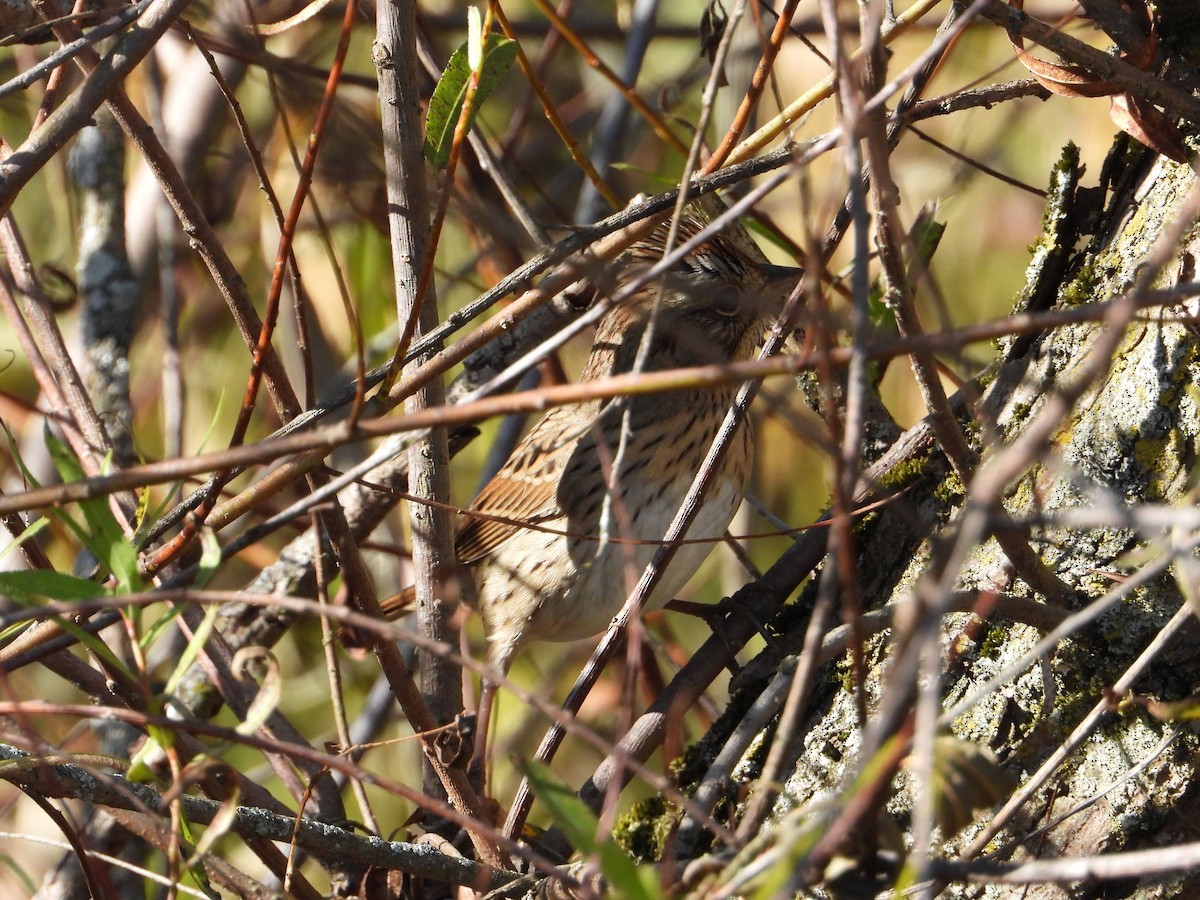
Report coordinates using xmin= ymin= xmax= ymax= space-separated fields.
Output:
xmin=758 ymin=263 xmax=805 ymax=284
xmin=756 ymin=264 xmax=804 ymax=314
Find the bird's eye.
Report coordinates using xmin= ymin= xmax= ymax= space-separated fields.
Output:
xmin=710 ymin=284 xmax=742 ymax=317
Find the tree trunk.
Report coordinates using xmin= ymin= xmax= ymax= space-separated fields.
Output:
xmin=646 ymin=141 xmax=1200 ymax=896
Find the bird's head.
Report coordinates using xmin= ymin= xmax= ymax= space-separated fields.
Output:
xmin=603 ymin=195 xmax=802 ymax=366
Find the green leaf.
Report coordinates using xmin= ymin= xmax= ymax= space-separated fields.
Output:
xmin=608 ymin=162 xmax=679 ymax=187
xmin=43 ymin=422 xmax=85 ymax=482
xmin=867 ymin=206 xmax=945 ymax=335
xmin=467 ymin=6 xmax=483 ymax=71
xmin=195 ymin=526 xmax=222 ymax=588
xmin=43 ymin=426 xmax=141 ymax=593
xmin=138 ymin=524 xmax=220 ymax=651
xmin=189 ymin=792 xmax=241 ymax=863
xmin=424 ymin=31 xmax=518 ymax=169
xmin=0 ymin=568 xmax=108 ymax=649
xmin=867 ymin=280 xmax=897 ymax=333
xmin=0 ymin=588 xmax=132 ymax=682
xmin=0 ymin=570 xmax=106 ymax=603
xmin=129 ymin=721 xmax=175 ymax=783
xmin=162 ymin=600 xmax=221 ymax=695
xmin=520 ymin=760 xmax=656 ymax=900
xmin=0 ymin=427 xmax=136 ymax=677
xmin=1 ymin=420 xmax=40 ymax=490
xmin=0 ymin=848 xmax=37 ymax=893
xmin=907 ymin=207 xmax=946 ymax=277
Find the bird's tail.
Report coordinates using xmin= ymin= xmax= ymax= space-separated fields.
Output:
xmin=339 ymin=584 xmax=416 ymax=649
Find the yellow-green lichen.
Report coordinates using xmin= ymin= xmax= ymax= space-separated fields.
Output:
xmin=933 ymin=469 xmax=966 ymax=504
xmin=613 ymin=795 xmax=674 ymax=863
xmin=1005 ymin=471 xmax=1043 ymax=514
xmin=1024 ymin=144 xmax=1079 ymax=265
xmin=1130 ymin=433 xmax=1173 ymax=500
xmin=854 ymin=510 xmax=881 ymax=533
xmin=1058 ymin=254 xmax=1100 ymax=307
xmin=977 ymin=625 xmax=1009 ymax=660
xmin=1008 ymin=400 xmax=1032 ymax=425
xmin=962 ymin=417 xmax=983 ymax=453
xmin=876 ymin=454 xmax=932 ymax=491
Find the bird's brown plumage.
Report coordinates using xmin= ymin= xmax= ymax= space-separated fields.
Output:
xmin=370 ymin=196 xmax=800 ymax=677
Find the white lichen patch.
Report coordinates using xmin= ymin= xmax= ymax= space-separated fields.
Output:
xmin=775 ymin=688 xmax=864 ymax=819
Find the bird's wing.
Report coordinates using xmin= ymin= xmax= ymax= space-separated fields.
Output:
xmin=455 ymin=406 xmax=588 ymax=565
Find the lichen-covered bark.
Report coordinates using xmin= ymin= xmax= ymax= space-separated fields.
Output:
xmin=634 ymin=142 xmax=1200 ymax=897
xmin=928 ymin=146 xmax=1200 ymax=897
